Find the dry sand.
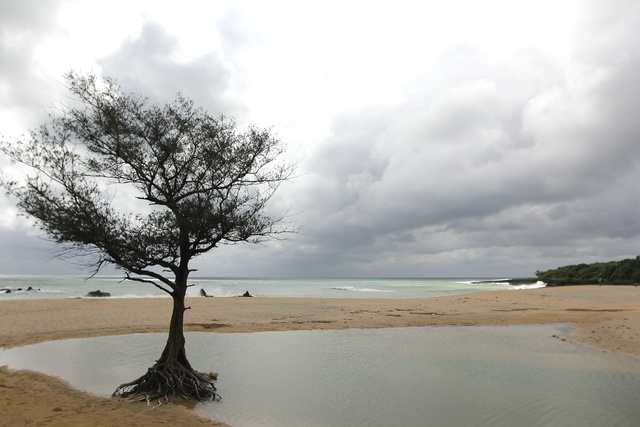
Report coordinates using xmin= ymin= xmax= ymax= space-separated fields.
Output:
xmin=1 ymin=285 xmax=639 ymax=426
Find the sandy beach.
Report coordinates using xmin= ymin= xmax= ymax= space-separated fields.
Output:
xmin=1 ymin=285 xmax=639 ymax=425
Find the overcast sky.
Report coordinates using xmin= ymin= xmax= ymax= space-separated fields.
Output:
xmin=1 ymin=0 xmax=639 ymax=278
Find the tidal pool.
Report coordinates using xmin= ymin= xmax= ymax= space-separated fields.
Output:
xmin=2 ymin=325 xmax=640 ymax=426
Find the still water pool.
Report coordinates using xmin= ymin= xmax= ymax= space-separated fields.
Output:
xmin=2 ymin=325 xmax=640 ymax=427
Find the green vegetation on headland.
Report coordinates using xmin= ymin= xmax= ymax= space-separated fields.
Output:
xmin=535 ymin=256 xmax=640 ymax=286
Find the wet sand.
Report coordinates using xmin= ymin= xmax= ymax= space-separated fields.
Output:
xmin=1 ymin=285 xmax=639 ymax=426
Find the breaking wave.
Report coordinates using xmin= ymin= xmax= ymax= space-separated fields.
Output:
xmin=330 ymin=286 xmax=394 ymax=293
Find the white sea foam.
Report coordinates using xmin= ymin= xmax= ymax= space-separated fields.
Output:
xmin=458 ymin=280 xmax=547 ymax=290
xmin=508 ymin=281 xmax=546 ymax=290
xmin=102 ymin=294 xmax=169 ymax=299
xmin=459 ymin=279 xmax=511 ymax=285
xmin=330 ymin=286 xmax=394 ymax=293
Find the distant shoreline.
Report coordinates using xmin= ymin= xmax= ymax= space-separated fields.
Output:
xmin=471 ymin=278 xmax=639 ymax=286
xmin=470 ymin=278 xmax=539 ymax=285
xmin=0 ymin=276 xmax=548 ymax=300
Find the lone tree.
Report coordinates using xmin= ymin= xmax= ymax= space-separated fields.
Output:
xmin=0 ymin=72 xmax=296 ymax=402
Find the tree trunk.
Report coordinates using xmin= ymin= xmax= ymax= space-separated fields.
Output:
xmin=156 ymin=290 xmax=192 ymax=369
xmin=112 ymin=275 xmax=219 ymax=401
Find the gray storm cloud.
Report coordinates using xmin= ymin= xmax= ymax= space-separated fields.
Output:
xmin=0 ymin=1 xmax=638 ymax=277
xmin=284 ymin=2 xmax=640 ymax=276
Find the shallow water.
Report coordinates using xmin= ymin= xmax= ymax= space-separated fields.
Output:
xmin=2 ymin=325 xmax=640 ymax=427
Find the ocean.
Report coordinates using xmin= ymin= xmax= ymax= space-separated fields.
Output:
xmin=0 ymin=275 xmax=545 ymax=300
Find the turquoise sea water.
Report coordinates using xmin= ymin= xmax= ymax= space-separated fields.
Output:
xmin=2 ymin=326 xmax=640 ymax=426
xmin=0 ymin=275 xmax=545 ymax=300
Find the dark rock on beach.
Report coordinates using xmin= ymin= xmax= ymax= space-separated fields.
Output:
xmin=470 ymin=278 xmax=539 ymax=285
xmin=1 ymin=287 xmax=41 ymax=293
xmin=200 ymin=288 xmax=213 ymax=297
xmin=85 ymin=290 xmax=111 ymax=297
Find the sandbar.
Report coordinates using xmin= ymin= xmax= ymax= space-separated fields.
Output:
xmin=1 ymin=285 xmax=639 ymax=425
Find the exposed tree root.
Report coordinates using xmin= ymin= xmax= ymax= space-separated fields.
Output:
xmin=113 ymin=363 xmax=221 ymax=402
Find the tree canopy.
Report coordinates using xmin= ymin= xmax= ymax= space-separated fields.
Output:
xmin=536 ymin=257 xmax=640 ymax=285
xmin=1 ymin=72 xmax=295 ymax=288
xmin=0 ymin=72 xmax=296 ymax=401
